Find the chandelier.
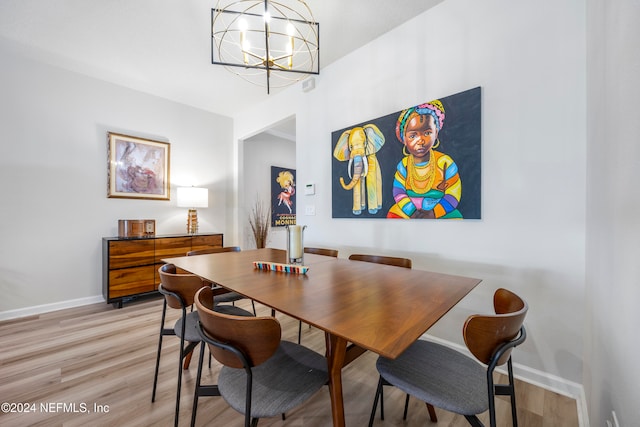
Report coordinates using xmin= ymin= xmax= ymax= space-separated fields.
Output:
xmin=211 ymin=0 xmax=320 ymax=93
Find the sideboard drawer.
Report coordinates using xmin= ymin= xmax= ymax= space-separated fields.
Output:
xmin=192 ymin=234 xmax=223 ymax=251
xmin=154 ymin=237 xmax=192 ymax=263
xmin=108 ymin=239 xmax=155 ymax=269
xmin=108 ymin=265 xmax=156 ymax=298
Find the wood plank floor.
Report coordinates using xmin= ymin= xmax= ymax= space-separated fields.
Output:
xmin=0 ymin=297 xmax=580 ymax=427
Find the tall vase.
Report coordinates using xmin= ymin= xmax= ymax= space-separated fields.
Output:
xmin=286 ymin=225 xmax=306 ymax=264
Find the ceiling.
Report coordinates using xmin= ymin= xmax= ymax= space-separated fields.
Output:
xmin=1 ymin=0 xmax=443 ymax=118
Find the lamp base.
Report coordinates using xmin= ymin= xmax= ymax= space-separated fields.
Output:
xmin=186 ymin=209 xmax=198 ymax=234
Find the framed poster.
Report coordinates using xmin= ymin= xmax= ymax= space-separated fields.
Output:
xmin=271 ymin=166 xmax=296 ymax=227
xmin=107 ymin=132 xmax=170 ymax=200
xmin=331 ymin=87 xmax=481 ymax=219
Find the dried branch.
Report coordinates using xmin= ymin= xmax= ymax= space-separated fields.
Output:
xmin=249 ymin=197 xmax=271 ymax=249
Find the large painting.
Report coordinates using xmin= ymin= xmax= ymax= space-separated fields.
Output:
xmin=331 ymin=87 xmax=481 ymax=219
xmin=271 ymin=166 xmax=297 ymax=227
xmin=107 ymin=132 xmax=170 ymax=200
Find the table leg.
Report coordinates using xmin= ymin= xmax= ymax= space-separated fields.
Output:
xmin=325 ymin=332 xmax=348 ymax=427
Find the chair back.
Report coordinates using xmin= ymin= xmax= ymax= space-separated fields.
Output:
xmin=158 ymin=263 xmax=206 ymax=309
xmin=304 ymin=247 xmax=338 ymax=257
xmin=463 ymin=288 xmax=528 ymax=366
xmin=187 ymin=246 xmax=241 ymax=256
xmin=348 ymin=254 xmax=412 ymax=269
xmin=195 ymin=286 xmax=281 ymax=369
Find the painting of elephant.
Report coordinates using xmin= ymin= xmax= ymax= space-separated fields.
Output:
xmin=333 ymin=124 xmax=385 ymax=215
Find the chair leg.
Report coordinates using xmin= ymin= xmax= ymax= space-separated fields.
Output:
xmin=244 ymin=371 xmax=254 ymax=427
xmin=487 ymin=365 xmax=497 ymax=427
xmin=380 ymin=379 xmax=385 ymax=420
xmin=251 ymin=300 xmax=257 ymax=315
xmin=190 ymin=343 xmax=207 ymax=427
xmin=175 ymin=317 xmax=198 ymax=427
xmin=487 ymin=357 xmax=520 ymax=427
xmin=182 ymin=341 xmax=198 ymax=369
xmin=507 ymin=358 xmax=518 ymax=427
xmin=464 ymin=415 xmax=485 ymax=427
xmin=183 ymin=348 xmax=194 ymax=369
xmin=426 ymin=402 xmax=438 ymax=422
xmin=152 ymin=303 xmax=169 ymax=402
xmin=298 ymin=321 xmax=302 ymax=344
xmin=403 ymin=394 xmax=410 ymax=420
xmin=174 ymin=338 xmax=185 ymax=427
xmin=368 ymin=376 xmax=384 ymax=427
xmin=152 ymin=332 xmax=163 ymax=402
xmin=370 ymin=376 xmax=436 ymax=425
xmin=401 ymin=393 xmax=437 ymax=422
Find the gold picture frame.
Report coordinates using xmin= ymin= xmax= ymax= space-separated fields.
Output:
xmin=107 ymin=132 xmax=170 ymax=200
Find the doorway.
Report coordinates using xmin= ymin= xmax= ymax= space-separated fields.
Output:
xmin=240 ymin=116 xmax=296 ymax=250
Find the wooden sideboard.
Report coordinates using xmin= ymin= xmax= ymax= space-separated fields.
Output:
xmin=102 ymin=233 xmax=223 ymax=307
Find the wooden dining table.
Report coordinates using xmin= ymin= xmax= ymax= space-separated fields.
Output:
xmin=162 ymin=248 xmax=481 ymax=427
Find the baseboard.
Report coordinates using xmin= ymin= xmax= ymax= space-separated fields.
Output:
xmin=0 ymin=295 xmax=105 ymax=321
xmin=423 ymin=333 xmax=589 ymax=427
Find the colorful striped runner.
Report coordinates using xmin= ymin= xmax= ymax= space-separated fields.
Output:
xmin=253 ymin=261 xmax=309 ymax=274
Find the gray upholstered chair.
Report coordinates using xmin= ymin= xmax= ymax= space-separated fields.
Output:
xmin=368 ymin=288 xmax=528 ymax=427
xmin=152 ymin=263 xmax=253 ymax=427
xmin=191 ymin=286 xmax=328 ymax=427
xmin=187 ymin=246 xmax=256 ymax=315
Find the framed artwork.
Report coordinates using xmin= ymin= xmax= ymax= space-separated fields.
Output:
xmin=271 ymin=166 xmax=296 ymax=227
xmin=107 ymin=132 xmax=170 ymax=200
xmin=331 ymin=86 xmax=481 ymax=219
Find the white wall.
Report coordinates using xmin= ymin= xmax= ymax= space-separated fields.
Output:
xmin=240 ymin=132 xmax=296 ymax=250
xmin=234 ymin=0 xmax=587 ymax=397
xmin=0 ymin=47 xmax=234 ymax=315
xmin=5 ymin=0 xmax=639 ymax=424
xmin=585 ymin=0 xmax=640 ymax=426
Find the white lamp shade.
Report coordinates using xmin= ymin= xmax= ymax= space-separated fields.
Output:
xmin=177 ymin=187 xmax=209 ymax=208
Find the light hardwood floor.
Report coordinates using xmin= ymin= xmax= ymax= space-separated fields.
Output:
xmin=0 ymin=297 xmax=579 ymax=427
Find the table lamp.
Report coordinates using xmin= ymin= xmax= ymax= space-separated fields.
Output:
xmin=177 ymin=187 xmax=208 ymax=234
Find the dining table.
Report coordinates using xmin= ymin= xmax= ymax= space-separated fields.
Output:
xmin=162 ymin=248 xmax=481 ymax=427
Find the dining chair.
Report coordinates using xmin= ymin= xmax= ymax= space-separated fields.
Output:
xmin=347 ymin=252 xmax=430 ymax=419
xmin=191 ymin=286 xmax=328 ymax=427
xmin=289 ymin=246 xmax=340 ymax=343
xmin=152 ymin=263 xmax=253 ymax=427
xmin=348 ymin=253 xmax=412 ymax=269
xmin=368 ymin=288 xmax=528 ymax=427
xmin=187 ymin=246 xmax=256 ymax=315
xmin=304 ymin=246 xmax=339 ymax=258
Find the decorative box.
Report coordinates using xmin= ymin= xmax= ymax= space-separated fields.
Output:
xmin=118 ymin=219 xmax=156 ymax=238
